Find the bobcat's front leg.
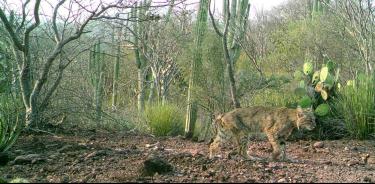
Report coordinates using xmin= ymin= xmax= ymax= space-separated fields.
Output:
xmin=266 ymin=133 xmax=282 ymax=161
xmin=235 ymin=132 xmax=249 ymax=159
xmin=279 ymin=140 xmax=287 ymax=161
xmin=209 ymin=135 xmax=221 ymax=159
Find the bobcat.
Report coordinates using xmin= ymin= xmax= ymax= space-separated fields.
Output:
xmin=209 ymin=106 xmax=316 ymax=161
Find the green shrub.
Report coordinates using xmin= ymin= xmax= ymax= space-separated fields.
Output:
xmin=334 ymin=73 xmax=375 ymax=139
xmin=0 ymin=94 xmax=24 ymax=153
xmin=144 ymin=103 xmax=184 ymax=137
xmin=250 ymin=86 xmax=299 ymax=108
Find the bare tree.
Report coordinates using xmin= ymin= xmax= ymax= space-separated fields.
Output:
xmin=0 ymin=0 xmax=153 ymax=127
xmin=323 ymin=0 xmax=375 ymax=74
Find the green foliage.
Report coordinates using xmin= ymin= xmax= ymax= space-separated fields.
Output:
xmin=334 ymin=73 xmax=375 ymax=139
xmin=303 ymin=62 xmax=314 ymax=75
xmin=144 ymin=103 xmax=184 ymax=137
xmin=314 ymin=104 xmax=330 ymax=117
xmin=0 ymin=94 xmax=24 ymax=153
xmin=293 ymin=59 xmax=344 ymax=139
xmin=298 ymin=96 xmax=312 ymax=108
xmin=9 ymin=178 xmax=29 ymax=183
xmin=251 ymin=83 xmax=299 ymax=108
xmin=294 ymin=59 xmax=340 ymax=117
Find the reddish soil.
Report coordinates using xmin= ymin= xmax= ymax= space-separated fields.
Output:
xmin=0 ymin=129 xmax=375 ymax=183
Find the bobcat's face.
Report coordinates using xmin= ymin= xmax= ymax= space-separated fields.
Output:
xmin=296 ymin=107 xmax=316 ymax=131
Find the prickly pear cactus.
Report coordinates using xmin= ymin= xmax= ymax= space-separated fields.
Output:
xmin=294 ymin=59 xmax=340 ymax=117
xmin=303 ymin=62 xmax=314 ymax=75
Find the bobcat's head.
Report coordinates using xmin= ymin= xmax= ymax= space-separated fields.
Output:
xmin=296 ymin=106 xmax=316 ymax=131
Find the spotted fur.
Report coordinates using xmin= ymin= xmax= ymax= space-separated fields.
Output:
xmin=209 ymin=106 xmax=316 ymax=161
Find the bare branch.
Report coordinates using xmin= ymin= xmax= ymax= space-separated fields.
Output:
xmin=24 ymin=0 xmax=41 ymax=41
xmin=16 ymin=0 xmax=31 ymax=34
xmin=52 ymin=0 xmax=67 ymax=42
xmin=0 ymin=8 xmax=24 ymax=50
xmin=208 ymin=0 xmax=223 ymax=37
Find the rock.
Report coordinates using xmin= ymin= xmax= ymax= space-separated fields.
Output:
xmin=57 ymin=145 xmax=73 ymax=153
xmin=302 ymin=146 xmax=309 ymax=152
xmin=14 ymin=154 xmax=45 ymax=165
xmin=277 ymin=178 xmax=287 ymax=183
xmin=130 ymin=144 xmax=137 ymax=150
xmin=85 ymin=150 xmax=108 ymax=160
xmin=363 ymin=176 xmax=372 ymax=182
xmin=140 ymin=155 xmax=173 ymax=177
xmin=319 ymin=160 xmax=332 ymax=165
xmin=344 ymin=147 xmax=350 ymax=151
xmin=0 ymin=152 xmax=11 ymax=166
xmin=59 ymin=176 xmax=70 ymax=183
xmin=367 ymin=156 xmax=375 ymax=165
xmin=347 ymin=160 xmax=359 ymax=166
xmin=361 ymin=154 xmax=370 ymax=164
xmin=208 ymin=169 xmax=215 ymax=177
xmin=313 ymin=142 xmax=324 ymax=148
xmin=202 ymin=165 xmax=207 ymax=171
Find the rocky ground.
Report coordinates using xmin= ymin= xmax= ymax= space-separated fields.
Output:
xmin=0 ymin=129 xmax=375 ymax=183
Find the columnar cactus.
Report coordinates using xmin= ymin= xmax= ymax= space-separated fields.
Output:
xmin=89 ymin=41 xmax=105 ymax=123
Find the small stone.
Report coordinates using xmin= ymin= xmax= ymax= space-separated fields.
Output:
xmin=320 ymin=160 xmax=332 ymax=165
xmin=363 ymin=176 xmax=372 ymax=182
xmin=14 ymin=154 xmax=44 ymax=165
xmin=208 ymin=169 xmax=215 ymax=177
xmin=361 ymin=154 xmax=370 ymax=164
xmin=202 ymin=165 xmax=207 ymax=171
xmin=277 ymin=178 xmax=286 ymax=183
xmin=85 ymin=150 xmax=108 ymax=160
xmin=57 ymin=145 xmax=73 ymax=153
xmin=347 ymin=160 xmax=359 ymax=166
xmin=367 ymin=156 xmax=375 ymax=165
xmin=302 ymin=146 xmax=309 ymax=152
xmin=313 ymin=142 xmax=324 ymax=148
xmin=140 ymin=155 xmax=173 ymax=177
xmin=344 ymin=147 xmax=350 ymax=151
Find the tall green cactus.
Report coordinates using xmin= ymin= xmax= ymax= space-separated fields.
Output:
xmin=210 ymin=0 xmax=250 ymax=108
xmin=89 ymin=41 xmax=105 ymax=123
xmin=132 ymin=0 xmax=151 ymax=113
xmin=230 ymin=0 xmax=250 ymax=65
xmin=185 ymin=0 xmax=209 ymax=138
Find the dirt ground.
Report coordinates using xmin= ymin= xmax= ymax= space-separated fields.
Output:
xmin=0 ymin=129 xmax=375 ymax=183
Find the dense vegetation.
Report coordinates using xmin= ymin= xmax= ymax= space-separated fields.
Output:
xmin=0 ymin=0 xmax=374 ymax=155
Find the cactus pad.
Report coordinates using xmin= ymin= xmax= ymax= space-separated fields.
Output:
xmin=298 ymin=96 xmax=312 ymax=108
xmin=312 ymin=70 xmax=320 ymax=84
xmin=315 ymin=82 xmax=324 ymax=92
xmin=320 ymin=66 xmax=329 ymax=82
xmin=303 ymin=62 xmax=314 ymax=75
xmin=314 ymin=103 xmax=330 ymax=116
xmin=321 ymin=89 xmax=328 ymax=100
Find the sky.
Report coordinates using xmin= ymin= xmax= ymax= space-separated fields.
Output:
xmin=3 ymin=0 xmax=288 ymax=21
xmin=189 ymin=0 xmax=287 ymax=19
